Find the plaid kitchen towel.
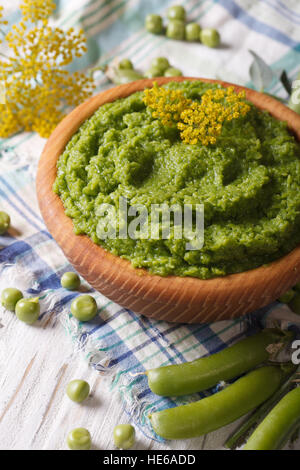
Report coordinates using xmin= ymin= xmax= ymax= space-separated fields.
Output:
xmin=1 ymin=0 xmax=300 ymax=441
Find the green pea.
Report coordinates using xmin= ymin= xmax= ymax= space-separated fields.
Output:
xmin=185 ymin=22 xmax=201 ymax=42
xmin=66 ymin=379 xmax=90 ymax=403
xmin=113 ymin=424 xmax=135 ymax=449
xmin=112 ymin=69 xmax=144 ymax=85
xmin=118 ymin=58 xmax=133 ymax=70
xmin=149 ymin=364 xmax=295 ymax=439
xmin=200 ymin=28 xmax=220 ymax=47
xmin=67 ymin=428 xmax=91 ymax=450
xmin=289 ymin=292 xmax=300 ymax=315
xmin=150 ymin=57 xmax=170 ymax=73
xmin=244 ymin=387 xmax=300 ymax=450
xmin=167 ymin=5 xmax=186 ymax=21
xmin=144 ymin=66 xmax=163 ymax=79
xmin=145 ymin=14 xmax=163 ymax=35
xmin=15 ymin=297 xmax=40 ymax=325
xmin=0 ymin=211 xmax=10 ymax=235
xmin=288 ymin=87 xmax=300 ymax=114
xmin=61 ymin=272 xmax=80 ymax=291
xmin=1 ymin=287 xmax=23 ymax=311
xmin=146 ymin=329 xmax=292 ymax=397
xmin=166 ymin=20 xmax=185 ymax=41
xmin=278 ymin=289 xmax=295 ymax=304
xmin=71 ymin=294 xmax=97 ymax=322
xmin=164 ymin=67 xmax=182 ymax=77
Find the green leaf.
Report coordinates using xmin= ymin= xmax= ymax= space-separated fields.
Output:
xmin=278 ymin=70 xmax=292 ymax=95
xmin=249 ymin=50 xmax=274 ymax=92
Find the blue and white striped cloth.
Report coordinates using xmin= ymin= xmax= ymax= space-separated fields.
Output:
xmin=1 ymin=0 xmax=300 ymax=440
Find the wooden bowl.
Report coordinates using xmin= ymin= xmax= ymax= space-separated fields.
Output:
xmin=36 ymin=77 xmax=300 ymax=323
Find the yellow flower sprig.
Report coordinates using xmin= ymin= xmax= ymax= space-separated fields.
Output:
xmin=0 ymin=0 xmax=95 ymax=138
xmin=143 ymin=82 xmax=192 ymax=126
xmin=143 ymin=84 xmax=251 ymax=145
xmin=0 ymin=6 xmax=8 ymax=44
xmin=20 ymin=0 xmax=56 ymax=22
xmin=179 ymin=87 xmax=250 ymax=145
xmin=0 ymin=6 xmax=7 ymax=25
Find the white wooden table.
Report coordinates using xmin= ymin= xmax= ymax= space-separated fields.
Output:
xmin=0 ymin=300 xmax=250 ymax=451
xmin=1 ymin=302 xmax=299 ymax=450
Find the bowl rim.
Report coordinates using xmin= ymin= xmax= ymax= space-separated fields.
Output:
xmin=36 ymin=76 xmax=300 ymax=313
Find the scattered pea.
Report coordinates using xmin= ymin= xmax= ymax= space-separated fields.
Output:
xmin=71 ymin=294 xmax=97 ymax=322
xmin=150 ymin=57 xmax=170 ymax=74
xmin=164 ymin=67 xmax=182 ymax=77
xmin=166 ymin=20 xmax=185 ymax=40
xmin=67 ymin=428 xmax=91 ymax=450
xmin=1 ymin=287 xmax=23 ymax=311
xmin=112 ymin=69 xmax=144 ymax=85
xmin=200 ymin=28 xmax=220 ymax=48
xmin=167 ymin=5 xmax=186 ymax=21
xmin=15 ymin=297 xmax=40 ymax=325
xmin=288 ymin=86 xmax=300 ymax=114
xmin=61 ymin=272 xmax=80 ymax=291
xmin=144 ymin=66 xmax=163 ymax=78
xmin=113 ymin=424 xmax=135 ymax=449
xmin=289 ymin=292 xmax=300 ymax=315
xmin=0 ymin=211 xmax=10 ymax=235
xmin=278 ymin=289 xmax=295 ymax=304
xmin=185 ymin=22 xmax=201 ymax=42
xmin=66 ymin=379 xmax=90 ymax=403
xmin=118 ymin=58 xmax=133 ymax=70
xmin=145 ymin=14 xmax=163 ymax=35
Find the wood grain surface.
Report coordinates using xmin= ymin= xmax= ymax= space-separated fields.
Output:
xmin=0 ymin=305 xmax=258 ymax=450
xmin=36 ymin=77 xmax=300 ymax=323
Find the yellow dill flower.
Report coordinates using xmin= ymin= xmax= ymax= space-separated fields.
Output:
xmin=178 ymin=87 xmax=250 ymax=145
xmin=0 ymin=1 xmax=95 ymax=138
xmin=20 ymin=0 xmax=56 ymax=22
xmin=0 ymin=6 xmax=7 ymax=25
xmin=143 ymin=83 xmax=250 ymax=146
xmin=0 ymin=5 xmax=8 ymax=44
xmin=0 ymin=103 xmax=22 ymax=137
xmin=143 ymin=82 xmax=192 ymax=127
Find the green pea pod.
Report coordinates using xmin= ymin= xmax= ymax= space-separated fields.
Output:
xmin=225 ymin=365 xmax=300 ymax=449
xmin=149 ymin=364 xmax=295 ymax=440
xmin=244 ymin=386 xmax=300 ymax=450
xmin=147 ymin=329 xmax=292 ymax=397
